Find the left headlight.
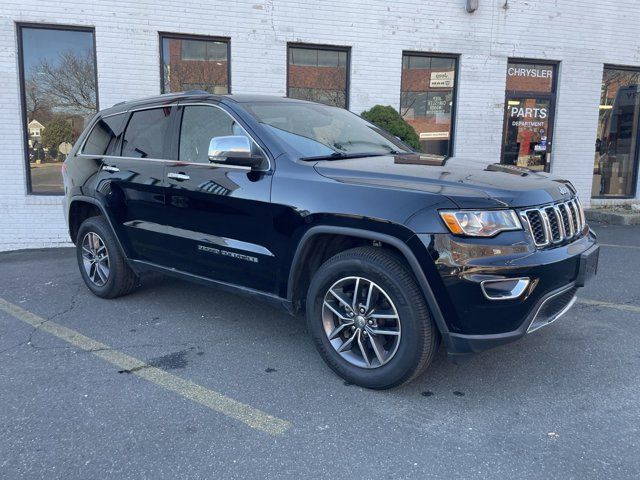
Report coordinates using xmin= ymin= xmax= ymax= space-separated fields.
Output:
xmin=439 ymin=210 xmax=522 ymax=237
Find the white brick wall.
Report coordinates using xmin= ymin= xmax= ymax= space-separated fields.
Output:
xmin=1 ymin=0 xmax=640 ymax=251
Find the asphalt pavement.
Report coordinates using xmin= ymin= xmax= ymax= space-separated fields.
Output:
xmin=0 ymin=222 xmax=639 ymax=479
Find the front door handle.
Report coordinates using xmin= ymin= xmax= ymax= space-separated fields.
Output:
xmin=167 ymin=172 xmax=190 ymax=181
xmin=102 ymin=165 xmax=120 ymax=173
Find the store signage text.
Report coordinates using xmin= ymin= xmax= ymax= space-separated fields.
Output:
xmin=510 ymin=107 xmax=548 ymax=119
xmin=510 ymin=106 xmax=548 ymax=128
xmin=430 ymin=71 xmax=455 ymax=88
xmin=507 ymin=67 xmax=553 ymax=79
xmin=419 ymin=131 xmax=450 ymax=140
xmin=426 ymin=94 xmax=450 ymax=114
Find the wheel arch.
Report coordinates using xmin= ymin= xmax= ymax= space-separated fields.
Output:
xmin=287 ymin=226 xmax=452 ymax=347
xmin=67 ymin=196 xmax=129 ymax=260
xmin=68 ymin=198 xmax=102 ymax=244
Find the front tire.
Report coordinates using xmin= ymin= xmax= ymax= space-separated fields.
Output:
xmin=76 ymin=216 xmax=138 ymax=298
xmin=306 ymin=247 xmax=439 ymax=389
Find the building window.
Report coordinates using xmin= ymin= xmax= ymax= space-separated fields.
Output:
xmin=400 ymin=53 xmax=457 ymax=156
xmin=287 ymin=44 xmax=349 ymax=108
xmin=18 ymin=25 xmax=98 ymax=194
xmin=161 ymin=34 xmax=230 ymax=95
xmin=592 ymin=66 xmax=640 ymax=198
xmin=501 ymin=60 xmax=558 ymax=172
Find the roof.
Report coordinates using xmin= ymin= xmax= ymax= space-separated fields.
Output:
xmin=99 ymin=91 xmax=313 ymax=116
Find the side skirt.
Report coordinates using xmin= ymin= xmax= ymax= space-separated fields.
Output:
xmin=131 ymin=259 xmax=294 ymax=313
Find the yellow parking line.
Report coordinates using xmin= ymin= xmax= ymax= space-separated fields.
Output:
xmin=599 ymin=243 xmax=640 ymax=250
xmin=0 ymin=298 xmax=291 ymax=436
xmin=578 ymin=298 xmax=640 ymax=314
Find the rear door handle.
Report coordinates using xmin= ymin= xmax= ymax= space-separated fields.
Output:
xmin=167 ymin=172 xmax=190 ymax=181
xmin=102 ymin=165 xmax=120 ymax=173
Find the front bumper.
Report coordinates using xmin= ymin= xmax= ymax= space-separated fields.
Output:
xmin=410 ymin=228 xmax=599 ymax=355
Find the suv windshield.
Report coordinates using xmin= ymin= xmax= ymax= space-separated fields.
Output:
xmin=245 ymin=102 xmax=414 ymax=159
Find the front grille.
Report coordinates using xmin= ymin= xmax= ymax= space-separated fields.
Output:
xmin=520 ymin=198 xmax=586 ymax=247
xmin=527 ymin=287 xmax=577 ymax=333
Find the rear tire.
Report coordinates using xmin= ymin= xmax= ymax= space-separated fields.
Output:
xmin=306 ymin=246 xmax=439 ymax=389
xmin=76 ymin=216 xmax=138 ymax=298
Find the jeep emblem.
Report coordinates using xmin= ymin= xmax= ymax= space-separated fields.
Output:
xmin=558 ymin=186 xmax=569 ymax=196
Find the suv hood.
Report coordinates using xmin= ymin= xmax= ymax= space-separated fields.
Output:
xmin=313 ymin=155 xmax=575 ymax=209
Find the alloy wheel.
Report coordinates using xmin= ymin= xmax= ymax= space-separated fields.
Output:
xmin=81 ymin=232 xmax=110 ymax=287
xmin=322 ymin=276 xmax=401 ymax=369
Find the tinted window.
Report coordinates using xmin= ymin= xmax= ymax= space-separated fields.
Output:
xmin=82 ymin=114 xmax=126 ymax=156
xmin=400 ymin=53 xmax=457 ymax=156
xmin=121 ymin=107 xmax=172 ymax=159
xmin=161 ymin=35 xmax=230 ymax=94
xmin=179 ymin=105 xmax=248 ymax=163
xmin=18 ymin=26 xmax=97 ymax=194
xmin=287 ymin=45 xmax=349 ymax=108
xmin=592 ymin=67 xmax=640 ymax=198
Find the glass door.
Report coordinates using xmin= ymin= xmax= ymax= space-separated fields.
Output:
xmin=501 ymin=60 xmax=557 ymax=172
xmin=502 ymin=96 xmax=553 ymax=171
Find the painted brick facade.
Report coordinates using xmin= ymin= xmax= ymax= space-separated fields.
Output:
xmin=1 ymin=0 xmax=639 ymax=251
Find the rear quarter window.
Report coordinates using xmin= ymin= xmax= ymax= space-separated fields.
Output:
xmin=82 ymin=113 xmax=126 ymax=156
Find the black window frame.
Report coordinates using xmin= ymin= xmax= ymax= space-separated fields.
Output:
xmin=16 ymin=22 xmax=99 ymax=196
xmin=159 ymin=32 xmax=232 ymax=95
xmin=501 ymin=58 xmax=560 ymax=173
xmin=400 ymin=50 xmax=460 ymax=157
xmin=286 ymin=42 xmax=351 ymax=109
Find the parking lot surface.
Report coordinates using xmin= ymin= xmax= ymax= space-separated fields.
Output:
xmin=1 ymin=222 xmax=639 ymax=479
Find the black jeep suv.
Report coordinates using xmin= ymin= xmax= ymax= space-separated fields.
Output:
xmin=63 ymin=92 xmax=599 ymax=389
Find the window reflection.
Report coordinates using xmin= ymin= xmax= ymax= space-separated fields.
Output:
xmin=161 ymin=35 xmax=230 ymax=94
xmin=20 ymin=26 xmax=97 ymax=194
xmin=400 ymin=54 xmax=457 ymax=156
xmin=592 ymin=67 xmax=640 ymax=198
xmin=287 ymin=45 xmax=349 ymax=108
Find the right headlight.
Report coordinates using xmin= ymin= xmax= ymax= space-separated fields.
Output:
xmin=439 ymin=210 xmax=522 ymax=237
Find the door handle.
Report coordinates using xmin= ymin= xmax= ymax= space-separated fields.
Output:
xmin=102 ymin=165 xmax=120 ymax=173
xmin=167 ymin=172 xmax=190 ymax=181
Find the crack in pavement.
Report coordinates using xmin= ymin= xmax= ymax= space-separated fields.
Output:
xmin=0 ymin=284 xmax=84 ymax=355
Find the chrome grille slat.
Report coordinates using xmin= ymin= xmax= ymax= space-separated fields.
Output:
xmin=552 ymin=205 xmax=566 ymax=239
xmin=520 ymin=197 xmax=587 ymax=248
xmin=563 ymin=202 xmax=575 ymax=237
xmin=568 ymin=200 xmax=579 ymax=233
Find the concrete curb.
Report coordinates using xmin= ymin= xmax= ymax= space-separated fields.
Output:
xmin=585 ymin=209 xmax=640 ymax=226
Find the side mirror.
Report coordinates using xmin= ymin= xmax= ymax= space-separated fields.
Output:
xmin=208 ymin=135 xmax=265 ymax=169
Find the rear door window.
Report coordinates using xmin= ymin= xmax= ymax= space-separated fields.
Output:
xmin=82 ymin=113 xmax=126 ymax=156
xmin=121 ymin=107 xmax=173 ymax=159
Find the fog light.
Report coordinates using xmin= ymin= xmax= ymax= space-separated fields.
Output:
xmin=481 ymin=278 xmax=530 ymax=300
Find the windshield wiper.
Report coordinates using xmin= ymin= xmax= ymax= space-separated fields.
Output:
xmin=299 ymin=152 xmax=389 ymax=162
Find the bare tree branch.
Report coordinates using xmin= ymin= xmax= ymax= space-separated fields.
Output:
xmin=31 ymin=49 xmax=96 ymax=115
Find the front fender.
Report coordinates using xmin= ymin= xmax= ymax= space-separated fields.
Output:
xmin=285 ymin=222 xmax=454 ymax=351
